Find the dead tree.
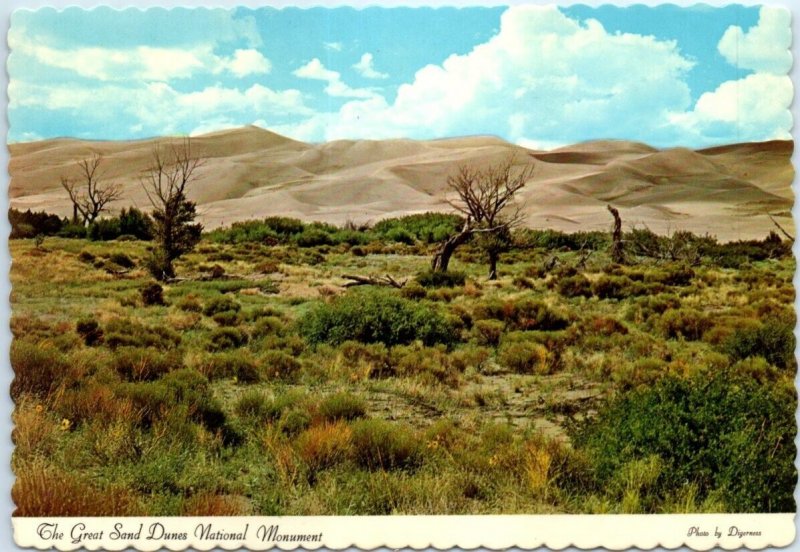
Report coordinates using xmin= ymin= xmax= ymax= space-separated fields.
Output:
xmin=60 ymin=154 xmax=122 ymax=225
xmin=607 ymin=204 xmax=625 ymax=264
xmin=433 ymin=158 xmax=533 ymax=279
xmin=768 ymin=214 xmax=794 ymax=241
xmin=140 ymin=138 xmax=204 ymax=280
xmin=342 ymin=274 xmax=407 ymax=288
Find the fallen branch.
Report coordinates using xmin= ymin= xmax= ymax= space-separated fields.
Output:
xmin=342 ymin=274 xmax=408 ymax=289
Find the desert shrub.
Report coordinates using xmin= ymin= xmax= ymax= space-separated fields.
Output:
xmin=350 ymin=419 xmax=421 ymax=471
xmin=212 ymin=311 xmax=241 ymax=326
xmin=280 ymin=409 xmax=313 ymax=436
xmin=472 ymin=319 xmax=505 ymax=346
xmin=658 ymin=308 xmax=713 ymax=341
xmin=181 ymin=493 xmax=250 ymax=516
xmin=646 ymin=265 xmax=695 ymax=287
xmin=390 ymin=343 xmax=461 ymax=387
xmin=384 ymin=227 xmax=416 ymax=245
xmin=574 ymin=370 xmax=797 ymax=512
xmin=296 ymin=422 xmax=353 ymax=475
xmin=513 ymin=299 xmax=570 ymax=331
xmin=203 ymin=296 xmax=241 ymax=317
xmin=298 ymin=288 xmax=456 ymax=347
xmin=400 ymin=281 xmax=427 ymax=300
xmin=556 ymin=275 xmax=593 ymax=298
xmin=176 ymin=294 xmax=203 ymax=313
xmin=205 ymin=220 xmax=280 ymax=245
xmin=140 ymin=282 xmax=165 ymax=306
xmin=104 ymin=318 xmax=181 ymax=349
xmin=448 ymin=345 xmax=491 ymax=373
xmin=585 ymin=316 xmax=628 ymax=337
xmin=77 ymin=250 xmax=95 ymax=263
xmin=235 ymin=389 xmax=273 ymax=419
xmin=415 ymin=270 xmax=466 ymax=288
xmin=498 ymin=341 xmax=548 ymax=374
xmin=611 ymin=358 xmax=666 ymax=390
xmin=337 ymin=341 xmax=391 ymax=378
xmin=9 ymin=208 xmax=65 ymax=239
xmin=721 ymin=318 xmax=795 ymax=370
xmin=373 ymin=212 xmax=463 ymax=244
xmin=208 ymin=327 xmax=249 ymax=350
xmin=111 ymin=347 xmax=183 ymax=381
xmin=591 ymin=276 xmax=644 ymax=300
xmin=13 ymin=463 xmax=142 ymax=516
xmin=11 ymin=340 xmax=68 ymax=400
xmin=264 ymin=216 xmax=306 ymax=237
xmin=261 ymin=350 xmax=302 ymax=380
xmin=519 ymin=228 xmax=608 ymax=251
xmin=252 ymin=316 xmax=286 ymax=338
xmin=76 ymin=318 xmax=104 ymax=346
xmin=294 ymin=228 xmax=334 ymax=247
xmin=198 ymin=352 xmax=261 ymax=383
xmin=319 ymin=392 xmax=367 ymax=422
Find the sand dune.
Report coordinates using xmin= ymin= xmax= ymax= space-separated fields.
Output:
xmin=8 ymin=126 xmax=794 ymax=241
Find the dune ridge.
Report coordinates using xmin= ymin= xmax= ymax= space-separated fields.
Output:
xmin=8 ymin=126 xmax=794 ymax=241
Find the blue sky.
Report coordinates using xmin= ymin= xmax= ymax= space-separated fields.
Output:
xmin=7 ymin=4 xmax=792 ymax=148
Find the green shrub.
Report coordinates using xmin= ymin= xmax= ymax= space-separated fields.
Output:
xmin=207 ymin=327 xmax=249 ymax=350
xmin=176 ymin=294 xmax=203 ymax=313
xmin=235 ymin=389 xmax=273 ymax=419
xmin=721 ymin=318 xmax=795 ymax=370
xmin=319 ymin=392 xmax=367 ymax=422
xmin=264 ymin=216 xmax=306 ymax=237
xmin=400 ymin=281 xmax=427 ymax=300
xmin=140 ymin=282 xmax=165 ymax=306
xmin=574 ymin=370 xmax=797 ymax=512
xmin=252 ymin=316 xmax=286 ymax=338
xmin=372 ymin=213 xmax=463 ymax=244
xmin=472 ymin=298 xmax=568 ymax=332
xmin=294 ymin=228 xmax=334 ymax=247
xmin=298 ymin=288 xmax=456 ymax=347
xmin=350 ymin=419 xmax=421 ymax=471
xmin=203 ymin=296 xmax=241 ymax=317
xmin=111 ymin=347 xmax=183 ymax=381
xmin=385 ymin=227 xmax=416 ymax=245
xmin=212 ymin=311 xmax=240 ymax=326
xmin=557 ymin=275 xmax=593 ymax=298
xmin=591 ymin=275 xmax=645 ymax=299
xmin=11 ymin=340 xmax=68 ymax=400
xmin=205 ymin=220 xmax=280 ymax=245
xmin=280 ymin=409 xmax=312 ymax=436
xmin=498 ymin=340 xmax=548 ymax=374
xmin=472 ymin=319 xmax=505 ymax=346
xmin=658 ymin=308 xmax=712 ymax=341
xmin=261 ymin=350 xmax=301 ymax=380
xmin=415 ymin=270 xmax=466 ymax=288
xmin=104 ymin=318 xmax=181 ymax=349
xmin=198 ymin=352 xmax=261 ymax=382
xmin=76 ymin=318 xmax=104 ymax=346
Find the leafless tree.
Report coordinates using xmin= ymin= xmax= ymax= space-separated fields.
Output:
xmin=432 ymin=156 xmax=533 ymax=279
xmin=140 ymin=138 xmax=204 ymax=280
xmin=60 ymin=154 xmax=122 ymax=225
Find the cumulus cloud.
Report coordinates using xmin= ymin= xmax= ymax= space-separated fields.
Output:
xmin=718 ymin=7 xmax=791 ymax=74
xmin=353 ymin=53 xmax=388 ymax=79
xmin=293 ymin=58 xmax=378 ymax=99
xmin=10 ymin=80 xmax=310 ymax=137
xmin=9 ymin=26 xmax=271 ymax=81
xmin=282 ymin=6 xmax=695 ymax=145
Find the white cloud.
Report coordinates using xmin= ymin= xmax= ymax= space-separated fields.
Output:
xmin=9 ymin=26 xmax=271 ymax=81
xmin=352 ymin=53 xmax=388 ymax=79
xmin=282 ymin=6 xmax=696 ymax=145
xmin=11 ymin=79 xmax=311 ymax=137
xmin=324 ymin=42 xmax=343 ymax=52
xmin=293 ymin=58 xmax=378 ymax=99
xmin=221 ymin=49 xmax=272 ymax=77
xmin=672 ymin=73 xmax=792 ymax=143
xmin=718 ymin=7 xmax=791 ymax=75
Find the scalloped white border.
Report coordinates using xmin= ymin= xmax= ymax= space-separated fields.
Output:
xmin=11 ymin=514 xmax=798 ymax=550
xmin=3 ymin=1 xmax=799 ymax=551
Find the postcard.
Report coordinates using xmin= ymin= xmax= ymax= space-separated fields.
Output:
xmin=6 ymin=1 xmax=796 ymax=550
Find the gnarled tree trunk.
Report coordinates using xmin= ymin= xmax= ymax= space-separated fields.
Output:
xmin=487 ymin=250 xmax=499 ymax=280
xmin=607 ymin=204 xmax=625 ymax=264
xmin=431 ymin=219 xmax=472 ymax=272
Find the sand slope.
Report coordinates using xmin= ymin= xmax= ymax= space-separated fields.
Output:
xmin=8 ymin=126 xmax=794 ymax=241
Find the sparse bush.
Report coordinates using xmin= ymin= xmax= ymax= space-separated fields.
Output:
xmin=498 ymin=341 xmax=548 ymax=374
xmin=472 ymin=319 xmax=505 ymax=347
xmin=294 ymin=228 xmax=334 ymax=247
xmin=319 ymin=392 xmax=367 ymax=422
xmin=140 ymin=282 xmax=165 ymax=306
xmin=203 ymin=296 xmax=241 ymax=317
xmin=658 ymin=308 xmax=713 ymax=341
xmin=11 ymin=340 xmax=68 ymax=400
xmin=208 ymin=327 xmax=249 ymax=350
xmin=557 ymin=275 xmax=593 ymax=298
xmin=261 ymin=350 xmax=301 ymax=380
xmin=299 ymin=288 xmax=456 ymax=347
xmin=350 ymin=419 xmax=421 ymax=471
xmin=104 ymin=318 xmax=181 ymax=349
xmin=176 ymin=294 xmax=203 ymax=313
xmin=296 ymin=422 xmax=353 ymax=474
xmin=280 ymin=409 xmax=312 ymax=436
xmin=111 ymin=347 xmax=183 ymax=381
xmin=198 ymin=352 xmax=261 ymax=382
xmin=235 ymin=389 xmax=273 ymax=419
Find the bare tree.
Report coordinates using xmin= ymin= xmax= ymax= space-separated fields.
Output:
xmin=140 ymin=138 xmax=204 ymax=280
xmin=432 ymin=157 xmax=533 ymax=279
xmin=60 ymin=154 xmax=122 ymax=225
xmin=607 ymin=204 xmax=625 ymax=264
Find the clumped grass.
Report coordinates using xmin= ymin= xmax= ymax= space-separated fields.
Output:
xmin=415 ymin=270 xmax=466 ymax=288
xmin=350 ymin=419 xmax=421 ymax=471
xmin=111 ymin=347 xmax=183 ymax=381
xmin=498 ymin=340 xmax=549 ymax=374
xmin=318 ymin=392 xmax=367 ymax=422
xmin=721 ymin=318 xmax=796 ymax=371
xmin=208 ymin=327 xmax=249 ymax=350
xmin=11 ymin=340 xmax=67 ymax=400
